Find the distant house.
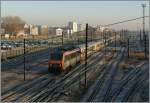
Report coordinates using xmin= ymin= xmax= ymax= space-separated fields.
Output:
xmin=5 ymin=34 xmax=10 ymax=39
xmin=30 ymin=25 xmax=39 ymax=35
xmin=24 ymin=24 xmax=30 ymax=35
xmin=16 ymin=30 xmax=27 ymax=37
xmin=56 ymin=28 xmax=63 ymax=36
xmin=96 ymin=26 xmax=108 ymax=32
xmin=41 ymin=25 xmax=49 ymax=35
xmin=48 ymin=27 xmax=56 ymax=36
xmin=1 ymin=28 xmax=5 ymax=34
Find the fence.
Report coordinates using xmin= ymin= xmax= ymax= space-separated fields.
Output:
xmin=1 ymin=45 xmax=49 ymax=60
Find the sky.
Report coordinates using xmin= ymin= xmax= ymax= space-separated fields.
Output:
xmin=1 ymin=1 xmax=149 ymax=30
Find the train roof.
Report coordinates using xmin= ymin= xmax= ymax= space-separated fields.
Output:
xmin=78 ymin=40 xmax=103 ymax=48
xmin=51 ymin=45 xmax=78 ymax=53
xmin=51 ymin=40 xmax=104 ymax=53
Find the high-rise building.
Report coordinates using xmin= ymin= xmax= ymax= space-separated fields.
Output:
xmin=77 ymin=24 xmax=86 ymax=31
xmin=68 ymin=21 xmax=77 ymax=33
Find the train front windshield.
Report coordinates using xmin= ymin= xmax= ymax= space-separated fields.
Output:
xmin=51 ymin=52 xmax=63 ymax=60
xmin=49 ymin=52 xmax=63 ymax=72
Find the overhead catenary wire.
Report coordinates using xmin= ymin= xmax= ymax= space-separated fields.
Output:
xmin=101 ymin=15 xmax=149 ymax=60
xmin=103 ymin=16 xmax=149 ymax=27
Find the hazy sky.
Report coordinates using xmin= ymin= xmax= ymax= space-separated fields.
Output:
xmin=1 ymin=1 xmax=149 ymax=30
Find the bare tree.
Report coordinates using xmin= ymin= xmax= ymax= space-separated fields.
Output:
xmin=1 ymin=16 xmax=26 ymax=35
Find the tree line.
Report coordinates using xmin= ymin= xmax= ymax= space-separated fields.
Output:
xmin=1 ymin=16 xmax=26 ymax=35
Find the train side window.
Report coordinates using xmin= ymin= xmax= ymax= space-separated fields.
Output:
xmin=73 ymin=53 xmax=76 ymax=58
xmin=71 ymin=53 xmax=74 ymax=57
xmin=65 ymin=55 xmax=68 ymax=61
xmin=70 ymin=53 xmax=74 ymax=59
xmin=65 ymin=55 xmax=70 ymax=62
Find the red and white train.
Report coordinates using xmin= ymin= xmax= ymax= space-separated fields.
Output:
xmin=48 ymin=37 xmax=115 ymax=72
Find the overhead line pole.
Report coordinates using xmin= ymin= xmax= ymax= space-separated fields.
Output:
xmin=127 ymin=38 xmax=130 ymax=58
xmin=115 ymin=32 xmax=117 ymax=52
xmin=62 ymin=31 xmax=64 ymax=47
xmin=140 ymin=29 xmax=142 ymax=42
xmin=23 ymin=38 xmax=26 ymax=81
xmin=142 ymin=4 xmax=147 ymax=59
xmin=85 ymin=23 xmax=88 ymax=88
xmin=104 ymin=31 xmax=106 ymax=62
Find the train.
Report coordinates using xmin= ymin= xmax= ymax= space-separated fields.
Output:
xmin=48 ymin=37 xmax=115 ymax=73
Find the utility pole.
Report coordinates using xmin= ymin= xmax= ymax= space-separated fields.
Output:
xmin=115 ymin=32 xmax=117 ymax=52
xmin=84 ymin=23 xmax=88 ymax=88
xmin=91 ymin=29 xmax=92 ymax=42
xmin=140 ymin=29 xmax=141 ymax=41
xmin=120 ymin=30 xmax=121 ymax=42
xmin=141 ymin=4 xmax=147 ymax=59
xmin=104 ymin=31 xmax=106 ymax=61
xmin=123 ymin=30 xmax=125 ymax=41
xmin=78 ymin=38 xmax=79 ymax=46
xmin=127 ymin=38 xmax=130 ymax=58
xmin=62 ymin=31 xmax=63 ymax=47
xmin=23 ymin=38 xmax=26 ymax=81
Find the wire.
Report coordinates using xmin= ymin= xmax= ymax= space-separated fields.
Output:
xmin=103 ymin=16 xmax=149 ymax=27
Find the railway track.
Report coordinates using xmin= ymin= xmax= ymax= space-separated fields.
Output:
xmin=127 ymin=73 xmax=148 ymax=102
xmin=46 ymin=53 xmax=111 ymax=102
xmin=81 ymin=47 xmax=124 ymax=102
xmin=2 ymin=44 xmax=148 ymax=102
xmin=93 ymin=48 xmax=125 ymax=102
xmin=1 ymin=74 xmax=53 ymax=102
xmin=1 ymin=47 xmax=106 ymax=102
xmin=127 ymin=71 xmax=149 ymax=102
xmin=113 ymin=62 xmax=148 ymax=102
xmin=50 ymin=58 xmax=108 ymax=102
xmin=80 ymin=46 xmax=149 ymax=102
xmin=27 ymin=50 xmax=106 ymax=102
xmin=108 ymin=61 xmax=147 ymax=101
xmin=36 ymin=45 xmax=116 ymax=102
xmin=1 ymin=48 xmax=50 ymax=70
